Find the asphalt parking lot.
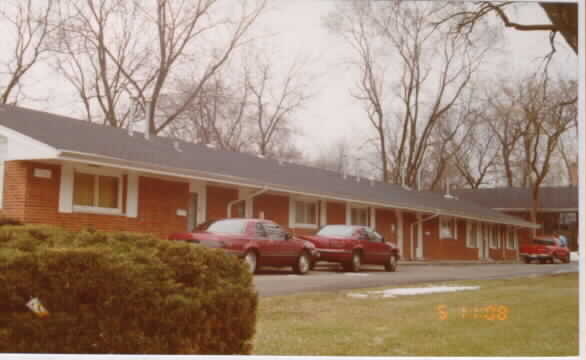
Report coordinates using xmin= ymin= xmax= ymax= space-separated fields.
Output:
xmin=253 ymin=262 xmax=579 ymax=297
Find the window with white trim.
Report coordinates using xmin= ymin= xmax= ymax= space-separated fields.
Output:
xmin=350 ymin=206 xmax=369 ymax=226
xmin=292 ymin=198 xmax=318 ymax=227
xmin=490 ymin=225 xmax=499 ymax=248
xmin=439 ymin=216 xmax=456 ymax=239
xmin=506 ymin=230 xmax=518 ymax=249
xmin=73 ymin=170 xmax=123 ymax=214
xmin=466 ymin=221 xmax=478 ymax=248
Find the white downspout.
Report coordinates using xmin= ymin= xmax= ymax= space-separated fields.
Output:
xmin=227 ymin=186 xmax=269 ymax=218
xmin=410 ymin=212 xmax=440 ymax=261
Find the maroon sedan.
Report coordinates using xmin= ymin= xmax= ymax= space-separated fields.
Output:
xmin=300 ymin=225 xmax=400 ymax=272
xmin=169 ymin=218 xmax=318 ymax=274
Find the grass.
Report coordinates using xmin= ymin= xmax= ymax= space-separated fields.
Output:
xmin=253 ymin=273 xmax=579 ymax=357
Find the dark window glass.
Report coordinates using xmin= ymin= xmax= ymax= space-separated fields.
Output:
xmin=263 ymin=223 xmax=286 ymax=240
xmin=256 ymin=222 xmax=268 ymax=238
xmin=533 ymin=239 xmax=556 ymax=246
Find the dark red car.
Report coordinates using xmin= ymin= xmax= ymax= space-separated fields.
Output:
xmin=169 ymin=218 xmax=318 ymax=274
xmin=519 ymin=236 xmax=571 ymax=264
xmin=300 ymin=225 xmax=400 ymax=272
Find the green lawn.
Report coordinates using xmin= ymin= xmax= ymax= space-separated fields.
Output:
xmin=253 ymin=273 xmax=579 ymax=357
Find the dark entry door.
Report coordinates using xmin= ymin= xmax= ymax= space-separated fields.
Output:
xmin=187 ymin=193 xmax=199 ymax=232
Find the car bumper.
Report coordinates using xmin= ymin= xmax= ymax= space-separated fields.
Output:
xmin=520 ymin=253 xmax=552 ymax=259
xmin=314 ymin=249 xmax=351 ymax=263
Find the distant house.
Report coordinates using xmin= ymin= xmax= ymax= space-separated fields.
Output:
xmin=454 ymin=187 xmax=579 ymax=250
xmin=0 ymin=105 xmax=538 ymax=261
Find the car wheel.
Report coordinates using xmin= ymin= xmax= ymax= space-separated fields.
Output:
xmin=385 ymin=255 xmax=398 ymax=272
xmin=562 ymin=255 xmax=571 ymax=264
xmin=244 ymin=251 xmax=257 ymax=274
xmin=344 ymin=251 xmax=362 ymax=272
xmin=546 ymin=257 xmax=554 ymax=264
xmin=523 ymin=257 xmax=532 ymax=264
xmin=539 ymin=258 xmax=546 ymax=264
xmin=293 ymin=252 xmax=311 ymax=275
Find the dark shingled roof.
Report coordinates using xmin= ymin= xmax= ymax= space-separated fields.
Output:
xmin=453 ymin=186 xmax=578 ymax=210
xmin=0 ymin=104 xmax=537 ymax=228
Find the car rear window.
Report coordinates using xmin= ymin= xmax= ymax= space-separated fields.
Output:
xmin=205 ymin=219 xmax=247 ymax=234
xmin=317 ymin=225 xmax=356 ymax=238
xmin=533 ymin=239 xmax=556 ymax=246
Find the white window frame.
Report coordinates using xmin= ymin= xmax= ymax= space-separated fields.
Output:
xmin=289 ymin=196 xmax=318 ymax=229
xmin=72 ymin=166 xmax=123 ymax=215
xmin=466 ymin=221 xmax=479 ymax=248
xmin=439 ymin=216 xmax=457 ymax=239
xmin=490 ymin=225 xmax=499 ymax=248
xmin=347 ymin=203 xmax=369 ymax=226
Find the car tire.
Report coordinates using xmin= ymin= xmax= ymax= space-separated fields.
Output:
xmin=309 ymin=260 xmax=317 ymax=271
xmin=523 ymin=257 xmax=532 ymax=264
xmin=244 ymin=251 xmax=258 ymax=274
xmin=384 ymin=255 xmax=398 ymax=272
xmin=344 ymin=251 xmax=362 ymax=272
xmin=293 ymin=251 xmax=311 ymax=275
xmin=562 ymin=255 xmax=571 ymax=264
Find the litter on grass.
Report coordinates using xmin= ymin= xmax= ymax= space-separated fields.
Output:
xmin=347 ymin=285 xmax=480 ymax=299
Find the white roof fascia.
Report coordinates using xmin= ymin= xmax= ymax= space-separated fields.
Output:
xmin=0 ymin=124 xmax=60 ymax=160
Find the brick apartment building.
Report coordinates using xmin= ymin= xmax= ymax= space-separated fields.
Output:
xmin=455 ymin=187 xmax=579 ymax=251
xmin=0 ymin=105 xmax=538 ymax=261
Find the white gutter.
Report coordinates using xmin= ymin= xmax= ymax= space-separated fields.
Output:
xmin=410 ymin=213 xmax=440 ymax=261
xmin=227 ymin=186 xmax=269 ymax=218
xmin=55 ymin=151 xmax=538 ymax=229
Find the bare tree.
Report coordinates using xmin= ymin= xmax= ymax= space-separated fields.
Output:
xmin=311 ymin=139 xmax=352 ymax=175
xmin=244 ymin=53 xmax=310 ymax=158
xmin=0 ymin=0 xmax=55 ymax=104
xmin=50 ymin=0 xmax=266 ymax=131
xmin=164 ymin=72 xmax=251 ymax=152
xmin=326 ymin=1 xmax=495 ymax=188
xmin=439 ymin=2 xmax=577 ymax=55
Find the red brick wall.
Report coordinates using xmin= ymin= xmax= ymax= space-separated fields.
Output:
xmin=206 ymin=185 xmax=238 ymax=220
xmin=253 ymin=193 xmax=289 ymax=226
xmin=1 ymin=160 xmax=28 ymax=221
xmin=423 ymin=218 xmax=479 ymax=260
xmin=375 ymin=209 xmax=397 ymax=245
xmin=3 ymin=161 xmax=189 ymax=238
xmin=326 ymin=201 xmax=345 ymax=225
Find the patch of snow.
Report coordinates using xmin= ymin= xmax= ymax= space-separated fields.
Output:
xmin=347 ymin=293 xmax=369 ymax=299
xmin=347 ymin=285 xmax=480 ymax=299
xmin=571 ymin=252 xmax=579 ymax=262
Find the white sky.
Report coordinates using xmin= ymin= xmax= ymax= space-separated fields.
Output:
xmin=9 ymin=0 xmax=579 ymax=159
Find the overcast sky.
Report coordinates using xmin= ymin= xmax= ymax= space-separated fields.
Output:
xmin=7 ymin=0 xmax=579 ymax=160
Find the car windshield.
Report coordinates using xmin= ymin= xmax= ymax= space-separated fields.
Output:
xmin=317 ymin=225 xmax=356 ymax=238
xmin=204 ymin=219 xmax=247 ymax=235
xmin=533 ymin=239 xmax=556 ymax=246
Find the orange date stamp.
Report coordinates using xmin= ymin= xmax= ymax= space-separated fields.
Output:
xmin=436 ymin=304 xmax=510 ymax=321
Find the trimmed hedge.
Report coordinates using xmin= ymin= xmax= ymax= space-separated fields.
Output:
xmin=0 ymin=225 xmax=257 ymax=354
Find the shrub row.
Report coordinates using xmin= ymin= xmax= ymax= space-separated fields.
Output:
xmin=0 ymin=225 xmax=257 ymax=354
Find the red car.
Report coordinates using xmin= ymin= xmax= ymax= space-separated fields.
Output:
xmin=519 ymin=236 xmax=571 ymax=264
xmin=169 ymin=218 xmax=318 ymax=274
xmin=300 ymin=225 xmax=400 ymax=272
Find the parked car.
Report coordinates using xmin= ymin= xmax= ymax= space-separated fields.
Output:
xmin=519 ymin=236 xmax=570 ymax=264
xmin=169 ymin=218 xmax=318 ymax=274
xmin=300 ymin=225 xmax=400 ymax=272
